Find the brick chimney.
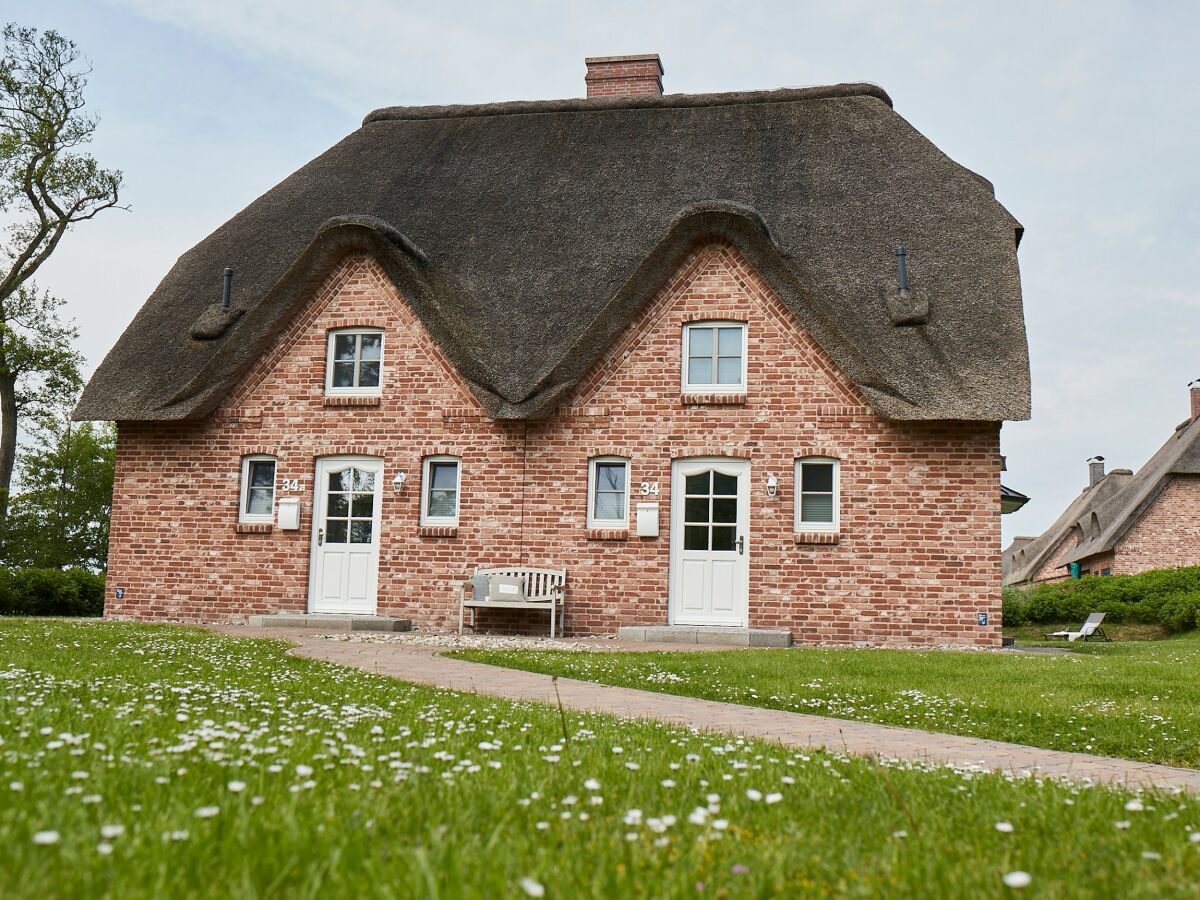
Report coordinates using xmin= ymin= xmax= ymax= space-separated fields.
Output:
xmin=1087 ymin=456 xmax=1106 ymax=488
xmin=1190 ymin=379 xmax=1200 ymax=423
xmin=584 ymin=54 xmax=663 ymax=98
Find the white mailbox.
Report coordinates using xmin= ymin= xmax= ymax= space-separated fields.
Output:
xmin=277 ymin=498 xmax=301 ymax=531
xmin=635 ymin=501 xmax=660 ymax=537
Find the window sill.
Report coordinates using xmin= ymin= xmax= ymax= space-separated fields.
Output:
xmin=324 ymin=395 xmax=381 ymax=407
xmin=794 ymin=531 xmax=838 ymax=545
xmin=586 ymin=528 xmax=629 ymax=541
xmin=236 ymin=522 xmax=274 ymax=534
xmin=681 ymin=392 xmax=747 ymax=406
xmin=418 ymin=525 xmax=458 ymax=538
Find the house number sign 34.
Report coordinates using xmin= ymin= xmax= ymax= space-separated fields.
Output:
xmin=281 ymin=479 xmax=304 ymax=492
xmin=639 ymin=482 xmax=659 ymax=496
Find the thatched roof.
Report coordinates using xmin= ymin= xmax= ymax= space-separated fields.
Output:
xmin=1004 ymin=417 xmax=1200 ymax=584
xmin=75 ymin=83 xmax=1030 ymax=422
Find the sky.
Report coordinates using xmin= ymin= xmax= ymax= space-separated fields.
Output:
xmin=3 ymin=0 xmax=1199 ymax=545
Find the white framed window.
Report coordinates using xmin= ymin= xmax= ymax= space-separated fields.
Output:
xmin=239 ymin=455 xmax=277 ymax=523
xmin=587 ymin=457 xmax=630 ymax=528
xmin=795 ymin=457 xmax=839 ymax=532
xmin=326 ymin=329 xmax=384 ymax=396
xmin=682 ymin=322 xmax=746 ymax=393
xmin=421 ymin=456 xmax=460 ymax=525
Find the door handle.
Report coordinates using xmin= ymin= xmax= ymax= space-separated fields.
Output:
xmin=317 ymin=527 xmax=324 ymax=546
xmin=737 ymin=535 xmax=745 ymax=555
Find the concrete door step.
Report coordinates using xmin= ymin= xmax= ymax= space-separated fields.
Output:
xmin=616 ymin=625 xmax=791 ymax=648
xmin=246 ymin=613 xmax=412 ymax=633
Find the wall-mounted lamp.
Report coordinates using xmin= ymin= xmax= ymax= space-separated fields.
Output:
xmin=765 ymin=474 xmax=778 ymax=498
xmin=392 ymin=470 xmax=407 ymax=491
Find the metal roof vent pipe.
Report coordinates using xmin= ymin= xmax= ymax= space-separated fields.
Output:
xmin=221 ymin=267 xmax=234 ymax=311
xmin=1087 ymin=455 xmax=1106 ymax=489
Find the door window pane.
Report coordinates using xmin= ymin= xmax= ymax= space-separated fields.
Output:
xmin=350 ymin=492 xmax=374 ymax=517
xmin=326 ymin=493 xmax=349 ymax=517
xmin=684 ymin=497 xmax=709 ymax=523
xmin=684 ymin=525 xmax=709 ymax=551
xmin=326 ymin=520 xmax=348 ymax=543
xmin=712 ymin=498 xmax=737 ymax=523
xmin=350 ymin=521 xmax=373 ymax=544
xmin=711 ymin=526 xmax=736 ymax=552
xmin=329 ymin=470 xmax=350 ymax=492
xmin=713 ymin=472 xmax=738 ymax=495
xmin=352 ymin=468 xmax=376 ymax=492
xmin=684 ymin=473 xmax=709 ymax=495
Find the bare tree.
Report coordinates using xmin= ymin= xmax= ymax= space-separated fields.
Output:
xmin=0 ymin=24 xmax=122 ymax=536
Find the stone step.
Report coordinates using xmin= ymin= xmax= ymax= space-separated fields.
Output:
xmin=246 ymin=613 xmax=412 ymax=633
xmin=617 ymin=625 xmax=792 ymax=648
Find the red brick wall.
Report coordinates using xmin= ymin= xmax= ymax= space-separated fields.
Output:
xmin=105 ymin=242 xmax=1003 ymax=646
xmin=1101 ymin=476 xmax=1200 ymax=574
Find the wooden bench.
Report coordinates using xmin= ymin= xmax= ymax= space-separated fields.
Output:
xmin=458 ymin=566 xmax=567 ymax=637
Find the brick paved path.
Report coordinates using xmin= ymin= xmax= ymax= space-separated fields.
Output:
xmin=218 ymin=627 xmax=1200 ymax=794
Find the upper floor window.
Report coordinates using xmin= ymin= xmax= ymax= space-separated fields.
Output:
xmin=795 ymin=457 xmax=839 ymax=532
xmin=326 ymin=329 xmax=383 ymax=396
xmin=240 ymin=455 xmax=277 ymax=523
xmin=587 ymin=457 xmax=630 ymax=529
xmin=683 ymin=322 xmax=745 ymax=393
xmin=421 ymin=456 xmax=460 ymax=526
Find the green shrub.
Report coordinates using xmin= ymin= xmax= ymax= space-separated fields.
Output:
xmin=0 ymin=568 xmax=104 ymax=617
xmin=1001 ymin=586 xmax=1029 ymax=627
xmin=1015 ymin=566 xmax=1200 ymax=633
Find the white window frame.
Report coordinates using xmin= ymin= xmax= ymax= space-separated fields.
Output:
xmin=681 ymin=321 xmax=747 ymax=394
xmin=587 ymin=457 xmax=630 ymax=529
xmin=420 ymin=455 xmax=461 ymax=526
xmin=325 ymin=328 xmax=385 ymax=397
xmin=239 ymin=455 xmax=277 ymax=523
xmin=794 ymin=457 xmax=839 ymax=533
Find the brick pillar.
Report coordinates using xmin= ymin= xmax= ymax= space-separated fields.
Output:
xmin=584 ymin=54 xmax=664 ymax=98
xmin=1191 ymin=383 xmax=1200 ymax=423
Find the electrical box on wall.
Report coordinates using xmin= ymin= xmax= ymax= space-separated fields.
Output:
xmin=277 ymin=498 xmax=301 ymax=531
xmin=636 ymin=502 xmax=659 ymax=537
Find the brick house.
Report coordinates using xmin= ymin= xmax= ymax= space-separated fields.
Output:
xmin=76 ymin=55 xmax=1031 ymax=646
xmin=1004 ymin=385 xmax=1200 ymax=585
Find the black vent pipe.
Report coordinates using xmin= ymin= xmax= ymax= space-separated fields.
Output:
xmin=895 ymin=246 xmax=909 ymax=293
xmin=221 ymin=267 xmax=233 ymax=310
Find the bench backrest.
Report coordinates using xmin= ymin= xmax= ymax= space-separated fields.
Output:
xmin=473 ymin=567 xmax=566 ymax=599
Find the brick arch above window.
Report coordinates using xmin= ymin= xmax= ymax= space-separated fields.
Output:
xmin=680 ymin=311 xmax=747 ymax=324
xmin=324 ymin=318 xmax=389 ymax=331
xmin=793 ymin=445 xmax=843 ymax=460
xmin=238 ymin=445 xmax=279 ymax=458
xmin=587 ymin=445 xmax=635 ymax=459
xmin=668 ymin=446 xmax=753 ymax=460
xmin=307 ymin=445 xmax=387 ymax=458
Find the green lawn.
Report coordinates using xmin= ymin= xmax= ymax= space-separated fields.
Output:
xmin=455 ymin=632 xmax=1200 ymax=770
xmin=2 ymin=622 xmax=1200 ymax=898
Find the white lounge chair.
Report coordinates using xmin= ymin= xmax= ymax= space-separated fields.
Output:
xmin=1044 ymin=612 xmax=1109 ymax=642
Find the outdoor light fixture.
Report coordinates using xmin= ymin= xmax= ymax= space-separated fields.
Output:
xmin=392 ymin=470 xmax=407 ymax=491
xmin=766 ymin=474 xmax=778 ymax=498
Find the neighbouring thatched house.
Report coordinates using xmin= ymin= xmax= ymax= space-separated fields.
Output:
xmin=77 ymin=54 xmax=1030 ymax=646
xmin=1004 ymin=385 xmax=1200 ymax=585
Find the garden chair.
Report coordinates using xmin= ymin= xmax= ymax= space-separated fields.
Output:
xmin=1044 ymin=612 xmax=1109 ymax=642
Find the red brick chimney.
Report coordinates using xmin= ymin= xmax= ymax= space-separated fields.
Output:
xmin=584 ymin=54 xmax=663 ymax=98
xmin=1191 ymin=379 xmax=1200 ymax=423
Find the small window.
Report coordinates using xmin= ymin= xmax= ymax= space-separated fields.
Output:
xmin=588 ymin=457 xmax=630 ymax=528
xmin=682 ymin=322 xmax=745 ymax=393
xmin=240 ymin=455 xmax=276 ymax=522
xmin=795 ymin=458 xmax=839 ymax=532
xmin=1101 ymin=568 xmax=1113 ymax=577
xmin=421 ymin=456 xmax=460 ymax=525
xmin=326 ymin=329 xmax=384 ymax=396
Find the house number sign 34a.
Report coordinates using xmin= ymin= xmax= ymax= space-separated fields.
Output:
xmin=280 ymin=478 xmax=304 ymax=492
xmin=639 ymin=482 xmax=659 ymax=496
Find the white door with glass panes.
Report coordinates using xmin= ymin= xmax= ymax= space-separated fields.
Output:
xmin=670 ymin=458 xmax=750 ymax=626
xmin=310 ymin=457 xmax=383 ymax=614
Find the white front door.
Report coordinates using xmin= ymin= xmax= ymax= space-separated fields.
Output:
xmin=670 ymin=458 xmax=750 ymax=626
xmin=310 ymin=456 xmax=383 ymax=615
